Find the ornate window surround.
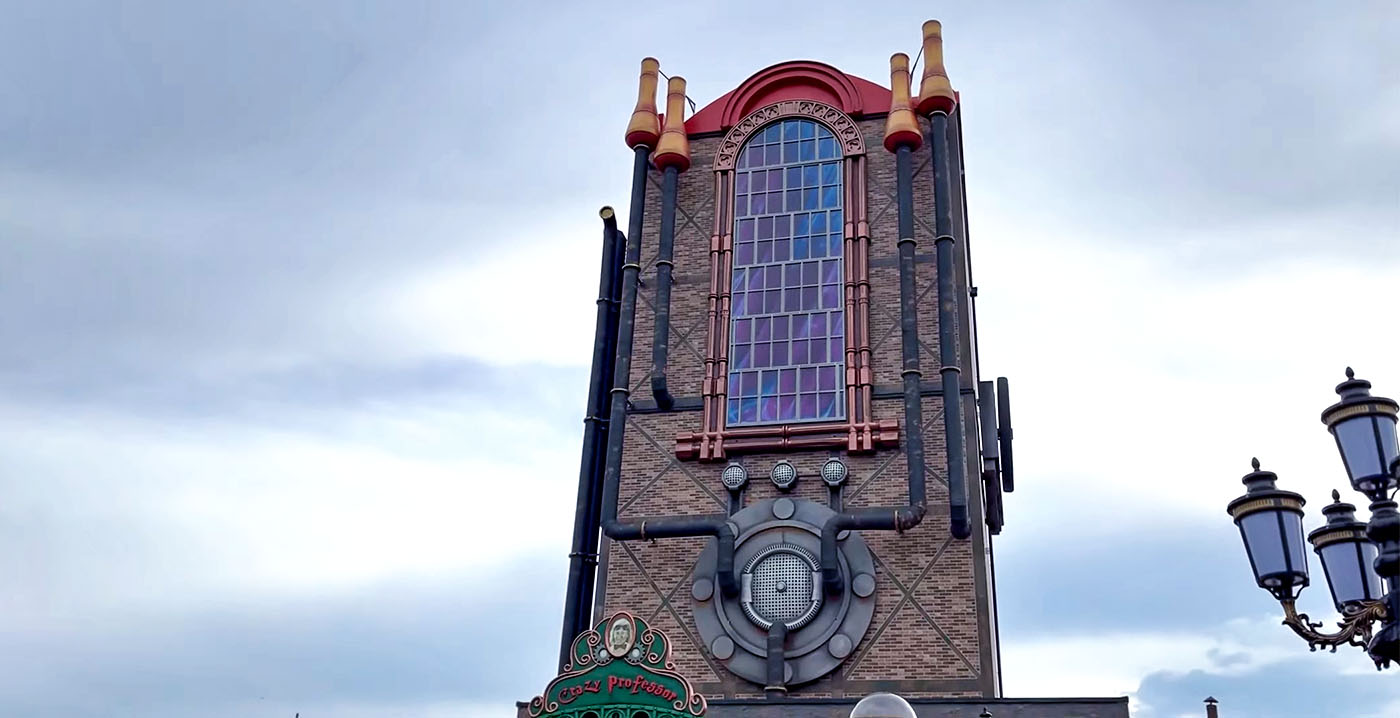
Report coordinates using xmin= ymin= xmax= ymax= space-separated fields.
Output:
xmin=676 ymin=100 xmax=898 ymax=461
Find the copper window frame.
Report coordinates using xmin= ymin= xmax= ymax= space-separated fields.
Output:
xmin=676 ymin=101 xmax=898 ymax=461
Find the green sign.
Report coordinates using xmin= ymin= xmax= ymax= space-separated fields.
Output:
xmin=528 ymin=612 xmax=707 ymax=718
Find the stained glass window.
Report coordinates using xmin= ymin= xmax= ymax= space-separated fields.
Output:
xmin=727 ymin=119 xmax=845 ymax=426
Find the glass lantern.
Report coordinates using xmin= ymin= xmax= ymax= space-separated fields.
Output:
xmin=1228 ymin=460 xmax=1309 ymax=600
xmin=1321 ymin=369 xmax=1399 ymax=499
xmin=1309 ymin=490 xmax=1385 ymax=613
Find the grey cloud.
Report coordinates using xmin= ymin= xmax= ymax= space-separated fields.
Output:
xmin=1135 ymin=658 xmax=1398 ymax=717
xmin=0 ymin=565 xmax=564 ymax=717
xmin=996 ymin=518 xmax=1260 ymax=636
xmin=951 ymin=1 xmax=1398 ymax=242
xmin=1 ymin=352 xmax=587 ymax=429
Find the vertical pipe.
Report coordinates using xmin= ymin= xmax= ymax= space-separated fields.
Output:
xmin=651 ymin=166 xmax=679 ymax=409
xmin=598 ymin=146 xmax=652 ymax=535
xmin=930 ymin=112 xmax=971 ymax=539
xmin=997 ymin=376 xmax=1015 ymax=492
xmin=895 ymin=145 xmax=927 ymax=512
xmin=764 ymin=622 xmax=789 ymax=699
xmin=577 ymin=222 xmax=625 ymax=633
xmin=650 ymin=76 xmax=689 ymax=410
xmin=596 ymin=147 xmax=741 ymax=600
xmin=559 ymin=209 xmax=621 ymax=669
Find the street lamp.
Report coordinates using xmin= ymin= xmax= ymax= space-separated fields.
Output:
xmin=1227 ymin=369 xmax=1400 ymax=668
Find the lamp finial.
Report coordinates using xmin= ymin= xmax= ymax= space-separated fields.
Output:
xmin=1251 ymin=457 xmax=1260 ymax=471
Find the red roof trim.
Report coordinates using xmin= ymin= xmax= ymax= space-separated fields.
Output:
xmin=686 ymin=61 xmax=891 ymax=135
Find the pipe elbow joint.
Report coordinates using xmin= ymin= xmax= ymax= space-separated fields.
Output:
xmin=897 ymin=504 xmax=927 ymax=531
xmin=650 ymin=374 xmax=675 ymax=410
xmin=950 ymin=506 xmax=971 ymax=539
xmin=714 ymin=522 xmax=741 ymax=598
xmin=819 ymin=514 xmax=852 ymax=595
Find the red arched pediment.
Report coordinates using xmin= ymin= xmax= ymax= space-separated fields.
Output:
xmin=686 ymin=61 xmax=891 ymax=135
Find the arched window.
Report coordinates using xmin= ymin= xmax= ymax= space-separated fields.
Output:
xmin=727 ymin=118 xmax=845 ymax=425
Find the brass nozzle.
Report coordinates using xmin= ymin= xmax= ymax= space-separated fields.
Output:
xmin=653 ymin=76 xmax=691 ymax=173
xmin=625 ymin=58 xmax=662 ymax=149
xmin=883 ymin=52 xmax=923 ymax=152
xmin=915 ymin=20 xmax=957 ymax=115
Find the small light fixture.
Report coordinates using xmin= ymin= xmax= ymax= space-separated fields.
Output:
xmin=1227 ymin=458 xmax=1309 ymax=600
xmin=770 ymin=460 xmax=798 ymax=491
xmin=1321 ymin=368 xmax=1399 ymax=500
xmin=820 ymin=458 xmax=849 ymax=487
xmin=850 ymin=692 xmax=916 ymax=718
xmin=1309 ymin=489 xmax=1385 ymax=613
xmin=721 ymin=463 xmax=749 ymax=491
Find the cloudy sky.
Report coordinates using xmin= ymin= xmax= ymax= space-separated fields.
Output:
xmin=1 ymin=1 xmax=1396 ymax=716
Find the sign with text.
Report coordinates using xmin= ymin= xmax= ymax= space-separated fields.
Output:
xmin=528 ymin=613 xmax=707 ymax=718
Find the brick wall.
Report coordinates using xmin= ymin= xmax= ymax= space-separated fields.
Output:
xmin=598 ymin=115 xmax=997 ymax=700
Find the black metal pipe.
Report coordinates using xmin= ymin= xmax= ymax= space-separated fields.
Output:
xmin=598 ymin=146 xmax=739 ymax=599
xmin=576 ymin=222 xmax=627 ymax=631
xmin=996 ymin=376 xmax=1015 ymax=492
xmin=558 ymin=208 xmax=622 ymax=669
xmin=764 ymin=621 xmax=789 ymax=698
xmin=931 ymin=111 xmax=971 ymax=540
xmin=819 ymin=143 xmax=928 ymax=594
xmin=650 ymin=166 xmax=679 ymax=410
xmin=894 ymin=144 xmax=930 ymax=521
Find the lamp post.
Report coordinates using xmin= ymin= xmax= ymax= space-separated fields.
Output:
xmin=1227 ymin=369 xmax=1399 ymax=668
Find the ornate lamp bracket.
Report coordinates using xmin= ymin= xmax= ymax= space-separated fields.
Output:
xmin=1280 ymin=598 xmax=1389 ymax=656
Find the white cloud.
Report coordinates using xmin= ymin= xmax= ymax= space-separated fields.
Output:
xmin=384 ymin=211 xmax=606 ymax=368
xmin=1002 ymin=614 xmax=1356 ymax=713
xmin=0 ymin=399 xmax=579 ymax=616
xmin=973 ymin=208 xmax=1400 ymax=542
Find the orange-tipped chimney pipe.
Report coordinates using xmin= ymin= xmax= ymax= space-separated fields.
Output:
xmin=915 ymin=20 xmax=957 ymax=115
xmin=625 ymin=58 xmax=662 ymax=149
xmin=883 ymin=52 xmax=923 ymax=151
xmin=653 ymin=77 xmax=691 ymax=172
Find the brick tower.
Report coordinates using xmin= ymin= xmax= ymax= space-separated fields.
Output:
xmin=544 ymin=20 xmax=1129 ymax=718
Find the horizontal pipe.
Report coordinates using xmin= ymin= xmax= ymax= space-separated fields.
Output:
xmin=821 ymin=506 xmax=925 ymax=594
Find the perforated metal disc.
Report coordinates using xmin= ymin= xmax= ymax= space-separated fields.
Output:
xmin=741 ymin=544 xmax=822 ymax=630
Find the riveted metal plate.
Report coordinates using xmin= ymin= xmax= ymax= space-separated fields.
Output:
xmin=691 ymin=498 xmax=876 ymax=687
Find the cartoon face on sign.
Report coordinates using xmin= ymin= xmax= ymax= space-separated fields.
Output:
xmin=606 ymin=615 xmax=635 ymax=657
